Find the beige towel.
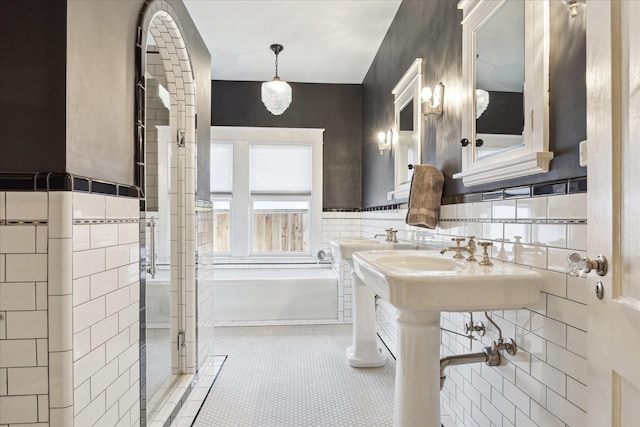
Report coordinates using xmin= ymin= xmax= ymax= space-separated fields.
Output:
xmin=405 ymin=164 xmax=444 ymax=229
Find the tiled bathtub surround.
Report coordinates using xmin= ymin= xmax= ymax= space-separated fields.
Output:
xmin=361 ymin=192 xmax=588 ymax=427
xmin=323 ymin=211 xmax=361 ymax=322
xmin=211 ymin=212 xmax=361 ymax=325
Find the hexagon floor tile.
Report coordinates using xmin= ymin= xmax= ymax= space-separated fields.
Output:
xmin=192 ymin=324 xmax=395 ymax=426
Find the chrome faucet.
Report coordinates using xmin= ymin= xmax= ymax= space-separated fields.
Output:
xmin=374 ymin=228 xmax=399 ymax=243
xmin=440 ymin=236 xmax=478 ymax=261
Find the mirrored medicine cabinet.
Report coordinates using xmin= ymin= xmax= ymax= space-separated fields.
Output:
xmin=389 ymin=58 xmax=423 ymax=200
xmin=454 ymin=0 xmax=553 ymax=186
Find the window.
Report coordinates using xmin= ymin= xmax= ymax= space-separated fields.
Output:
xmin=212 ymin=200 xmax=231 ymax=253
xmin=210 ymin=143 xmax=233 ymax=253
xmin=210 ymin=143 xmax=233 ymax=194
xmin=252 ymin=200 xmax=309 ymax=253
xmin=250 ymin=145 xmax=312 ymax=194
xmin=211 ymin=127 xmax=324 ymax=258
xmin=249 ymin=144 xmax=312 ymax=254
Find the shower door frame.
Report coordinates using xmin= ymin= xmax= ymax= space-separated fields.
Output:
xmin=135 ymin=1 xmax=200 ymax=425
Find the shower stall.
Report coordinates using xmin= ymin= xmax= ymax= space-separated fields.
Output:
xmin=144 ymin=35 xmax=183 ymax=420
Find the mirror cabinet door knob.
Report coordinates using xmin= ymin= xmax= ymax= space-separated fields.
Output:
xmin=460 ymin=138 xmax=470 ymax=147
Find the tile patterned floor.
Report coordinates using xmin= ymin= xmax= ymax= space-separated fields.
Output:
xmin=192 ymin=324 xmax=396 ymax=427
xmin=146 ymin=327 xmax=172 ymax=405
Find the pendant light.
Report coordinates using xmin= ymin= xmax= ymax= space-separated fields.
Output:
xmin=261 ymin=44 xmax=292 ymax=115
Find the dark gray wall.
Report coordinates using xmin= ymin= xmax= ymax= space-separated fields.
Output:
xmin=0 ymin=0 xmax=67 ymax=173
xmin=1 ymin=0 xmax=211 ymax=197
xmin=66 ymin=0 xmax=211 ymax=192
xmin=476 ymin=92 xmax=523 ymax=135
xmin=66 ymin=0 xmax=140 ymax=184
xmin=211 ymin=80 xmax=362 ymax=210
xmin=362 ymin=0 xmax=587 ymax=207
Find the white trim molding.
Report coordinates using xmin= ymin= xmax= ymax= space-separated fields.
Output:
xmin=456 ymin=0 xmax=552 ymax=187
xmin=453 ymin=151 xmax=554 ymax=186
xmin=211 ymin=126 xmax=325 ymax=258
xmin=390 ymin=58 xmax=423 ymax=200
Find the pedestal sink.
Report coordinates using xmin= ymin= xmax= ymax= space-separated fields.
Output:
xmin=331 ymin=239 xmax=416 ymax=368
xmin=352 ymin=250 xmax=542 ymax=427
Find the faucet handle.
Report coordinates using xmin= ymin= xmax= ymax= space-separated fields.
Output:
xmin=477 ymin=242 xmax=494 ymax=266
xmin=384 ymin=228 xmax=396 ymax=242
xmin=448 ymin=238 xmax=465 ymax=259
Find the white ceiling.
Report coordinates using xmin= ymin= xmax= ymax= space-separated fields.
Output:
xmin=183 ymin=0 xmax=402 ymax=84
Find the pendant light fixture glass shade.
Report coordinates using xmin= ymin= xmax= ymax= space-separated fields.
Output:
xmin=262 ymin=77 xmax=292 ymax=115
xmin=475 ymin=89 xmax=490 ymax=119
xmin=262 ymin=44 xmax=292 ymax=115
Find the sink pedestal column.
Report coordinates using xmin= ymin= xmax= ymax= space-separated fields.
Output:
xmin=346 ymin=268 xmax=386 ymax=367
xmin=394 ymin=310 xmax=441 ymax=427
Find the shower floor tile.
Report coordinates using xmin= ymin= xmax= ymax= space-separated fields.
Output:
xmin=146 ymin=327 xmax=172 ymax=403
xmin=192 ymin=324 xmax=396 ymax=426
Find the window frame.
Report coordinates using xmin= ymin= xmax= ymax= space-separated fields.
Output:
xmin=211 ymin=126 xmax=325 ymax=258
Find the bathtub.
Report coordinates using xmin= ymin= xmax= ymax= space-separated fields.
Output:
xmin=146 ymin=266 xmax=172 ymax=328
xmin=213 ymin=267 xmax=338 ymax=321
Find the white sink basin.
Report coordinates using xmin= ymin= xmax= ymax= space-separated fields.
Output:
xmin=351 ymin=249 xmax=543 ymax=426
xmin=352 ymin=249 xmax=542 ymax=312
xmin=331 ymin=238 xmax=416 ymax=260
xmin=332 ymin=238 xmax=416 ymax=370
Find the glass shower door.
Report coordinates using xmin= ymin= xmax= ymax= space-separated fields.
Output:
xmin=144 ymin=45 xmax=180 ymax=419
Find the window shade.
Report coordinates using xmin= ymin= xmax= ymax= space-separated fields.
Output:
xmin=210 ymin=143 xmax=233 ymax=193
xmin=250 ymin=144 xmax=312 ymax=194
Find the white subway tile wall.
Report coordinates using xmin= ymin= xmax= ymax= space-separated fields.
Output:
xmin=197 ymin=207 xmax=215 ymax=373
xmin=71 ymin=193 xmax=141 ymax=426
xmin=358 ymin=193 xmax=588 ymax=427
xmin=323 ymin=211 xmax=361 ymax=322
xmin=0 ymin=192 xmax=50 ymax=426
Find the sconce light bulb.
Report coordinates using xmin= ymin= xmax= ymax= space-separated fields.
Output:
xmin=563 ymin=0 xmax=584 ymax=18
xmin=432 ymin=84 xmax=442 ymax=107
xmin=568 ymin=5 xmax=578 ymax=17
xmin=421 ymin=87 xmax=433 ymax=103
xmin=378 ymin=132 xmax=386 ymax=143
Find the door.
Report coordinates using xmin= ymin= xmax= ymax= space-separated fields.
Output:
xmin=586 ymin=1 xmax=640 ymax=426
xmin=144 ymin=40 xmax=183 ymax=420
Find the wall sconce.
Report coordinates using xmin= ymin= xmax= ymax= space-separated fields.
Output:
xmin=421 ymin=82 xmax=445 ymax=116
xmin=562 ymin=0 xmax=585 ymax=18
xmin=377 ymin=129 xmax=393 ymax=154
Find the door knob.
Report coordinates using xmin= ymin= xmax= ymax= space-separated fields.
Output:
xmin=566 ymin=252 xmax=608 ymax=277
